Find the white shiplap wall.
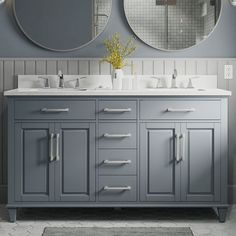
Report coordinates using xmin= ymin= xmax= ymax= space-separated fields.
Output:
xmin=0 ymin=58 xmax=236 ymax=204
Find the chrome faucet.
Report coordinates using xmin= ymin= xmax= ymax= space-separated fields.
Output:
xmin=171 ymin=69 xmax=178 ymax=88
xmin=58 ymin=70 xmax=64 ymax=88
xmin=38 ymin=76 xmax=50 ymax=88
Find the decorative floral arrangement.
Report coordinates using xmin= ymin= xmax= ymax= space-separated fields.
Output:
xmin=102 ymin=33 xmax=136 ymax=69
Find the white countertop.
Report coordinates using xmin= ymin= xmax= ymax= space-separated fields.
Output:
xmin=4 ymin=88 xmax=232 ymax=97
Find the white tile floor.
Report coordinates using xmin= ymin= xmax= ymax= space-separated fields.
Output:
xmin=0 ymin=205 xmax=235 ymax=236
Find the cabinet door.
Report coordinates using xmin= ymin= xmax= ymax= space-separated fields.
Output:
xmin=140 ymin=123 xmax=181 ymax=202
xmin=54 ymin=123 xmax=95 ymax=202
xmin=181 ymin=123 xmax=221 ymax=202
xmin=15 ymin=123 xmax=54 ymax=202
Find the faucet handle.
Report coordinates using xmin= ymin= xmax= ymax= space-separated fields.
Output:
xmin=75 ymin=76 xmax=87 ymax=89
xmin=187 ymin=76 xmax=199 ymax=89
xmin=38 ymin=76 xmax=50 ymax=88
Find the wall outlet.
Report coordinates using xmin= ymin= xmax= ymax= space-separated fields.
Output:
xmin=224 ymin=65 xmax=233 ymax=80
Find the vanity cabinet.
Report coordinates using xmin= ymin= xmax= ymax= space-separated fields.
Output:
xmin=140 ymin=123 xmax=181 ymax=202
xmin=6 ymin=97 xmax=229 ymax=223
xmin=140 ymin=122 xmax=220 ymax=203
xmin=14 ymin=121 xmax=95 ymax=203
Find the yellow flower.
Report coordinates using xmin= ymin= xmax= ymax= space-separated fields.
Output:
xmin=102 ymin=33 xmax=136 ymax=69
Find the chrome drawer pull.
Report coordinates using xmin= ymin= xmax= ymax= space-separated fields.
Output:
xmin=179 ymin=134 xmax=185 ymax=162
xmin=103 ymin=186 xmax=131 ymax=191
xmin=103 ymin=108 xmax=132 ymax=113
xmin=103 ymin=133 xmax=131 ymax=138
xmin=175 ymin=134 xmax=180 ymax=162
xmin=49 ymin=133 xmax=54 ymax=162
xmin=55 ymin=133 xmax=60 ymax=161
xmin=103 ymin=160 xmax=132 ymax=165
xmin=41 ymin=108 xmax=69 ymax=113
xmin=166 ymin=108 xmax=196 ymax=112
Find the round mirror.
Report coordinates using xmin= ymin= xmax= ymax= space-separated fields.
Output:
xmin=124 ymin=0 xmax=221 ymax=51
xmin=14 ymin=0 xmax=112 ymax=51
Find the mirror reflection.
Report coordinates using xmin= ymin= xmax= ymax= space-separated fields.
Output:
xmin=124 ymin=0 xmax=221 ymax=51
xmin=14 ymin=0 xmax=112 ymax=51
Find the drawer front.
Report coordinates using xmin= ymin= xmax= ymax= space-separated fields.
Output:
xmin=140 ymin=100 xmax=221 ymax=120
xmin=99 ymin=150 xmax=137 ymax=176
xmin=99 ymin=100 xmax=137 ymax=120
xmin=98 ymin=176 xmax=136 ymax=202
xmin=98 ymin=123 xmax=136 ymax=148
xmin=15 ymin=100 xmax=96 ymax=120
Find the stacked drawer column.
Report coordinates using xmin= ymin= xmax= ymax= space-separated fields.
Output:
xmin=97 ymin=100 xmax=138 ymax=202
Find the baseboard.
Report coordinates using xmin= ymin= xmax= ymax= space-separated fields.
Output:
xmin=0 ymin=185 xmax=7 ymax=204
xmin=1 ymin=185 xmax=236 ymax=204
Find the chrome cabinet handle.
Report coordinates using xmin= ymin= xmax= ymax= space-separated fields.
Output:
xmin=180 ymin=134 xmax=185 ymax=162
xmin=103 ymin=186 xmax=131 ymax=191
xmin=103 ymin=108 xmax=132 ymax=113
xmin=175 ymin=134 xmax=180 ymax=162
xmin=41 ymin=108 xmax=69 ymax=113
xmin=103 ymin=133 xmax=131 ymax=138
xmin=49 ymin=133 xmax=54 ymax=162
xmin=103 ymin=160 xmax=132 ymax=165
xmin=55 ymin=133 xmax=60 ymax=161
xmin=166 ymin=108 xmax=196 ymax=112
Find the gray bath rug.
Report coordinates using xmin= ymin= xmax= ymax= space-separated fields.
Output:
xmin=42 ymin=227 xmax=194 ymax=236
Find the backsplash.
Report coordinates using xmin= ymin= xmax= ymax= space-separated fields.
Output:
xmin=0 ymin=57 xmax=236 ymax=204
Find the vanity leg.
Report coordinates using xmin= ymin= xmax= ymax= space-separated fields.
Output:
xmin=8 ymin=208 xmax=17 ymax=223
xmin=217 ymin=207 xmax=228 ymax=223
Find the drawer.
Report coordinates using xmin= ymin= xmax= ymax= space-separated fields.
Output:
xmin=98 ymin=176 xmax=136 ymax=202
xmin=98 ymin=149 xmax=137 ymax=176
xmin=98 ymin=123 xmax=136 ymax=148
xmin=15 ymin=100 xmax=96 ymax=120
xmin=140 ymin=100 xmax=221 ymax=120
xmin=99 ymin=100 xmax=137 ymax=120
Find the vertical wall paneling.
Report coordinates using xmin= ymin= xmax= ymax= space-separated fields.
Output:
xmin=89 ymin=60 xmax=100 ymax=75
xmin=131 ymin=60 xmax=142 ymax=75
xmin=175 ymin=60 xmax=186 ymax=75
xmin=57 ymin=60 xmax=68 ymax=74
xmin=122 ymin=59 xmax=133 ymax=75
xmin=14 ymin=60 xmax=25 ymax=88
xmin=186 ymin=60 xmax=196 ymax=75
xmin=143 ymin=60 xmax=154 ymax=75
xmin=164 ymin=60 xmax=175 ymax=75
xmin=154 ymin=60 xmax=164 ymax=75
xmin=207 ymin=60 xmax=218 ymax=75
xmin=100 ymin=61 xmax=111 ymax=75
xmin=46 ymin=60 xmax=57 ymax=75
xmin=0 ymin=58 xmax=235 ymax=204
xmin=68 ymin=60 xmax=78 ymax=75
xmin=78 ymin=60 xmax=89 ymax=75
xmin=196 ymin=60 xmax=207 ymax=75
xmin=25 ymin=61 xmax=36 ymax=75
xmin=36 ymin=61 xmax=47 ymax=75
xmin=217 ymin=60 xmax=228 ymax=90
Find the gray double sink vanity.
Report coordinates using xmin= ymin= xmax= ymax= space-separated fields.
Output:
xmin=4 ymin=74 xmax=231 ymax=223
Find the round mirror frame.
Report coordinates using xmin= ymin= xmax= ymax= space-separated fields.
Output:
xmin=13 ymin=0 xmax=112 ymax=52
xmin=123 ymin=0 xmax=222 ymax=52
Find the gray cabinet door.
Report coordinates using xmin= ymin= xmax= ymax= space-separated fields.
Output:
xmin=15 ymin=123 xmax=54 ymax=202
xmin=140 ymin=123 xmax=181 ymax=202
xmin=181 ymin=123 xmax=221 ymax=202
xmin=54 ymin=123 xmax=95 ymax=202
